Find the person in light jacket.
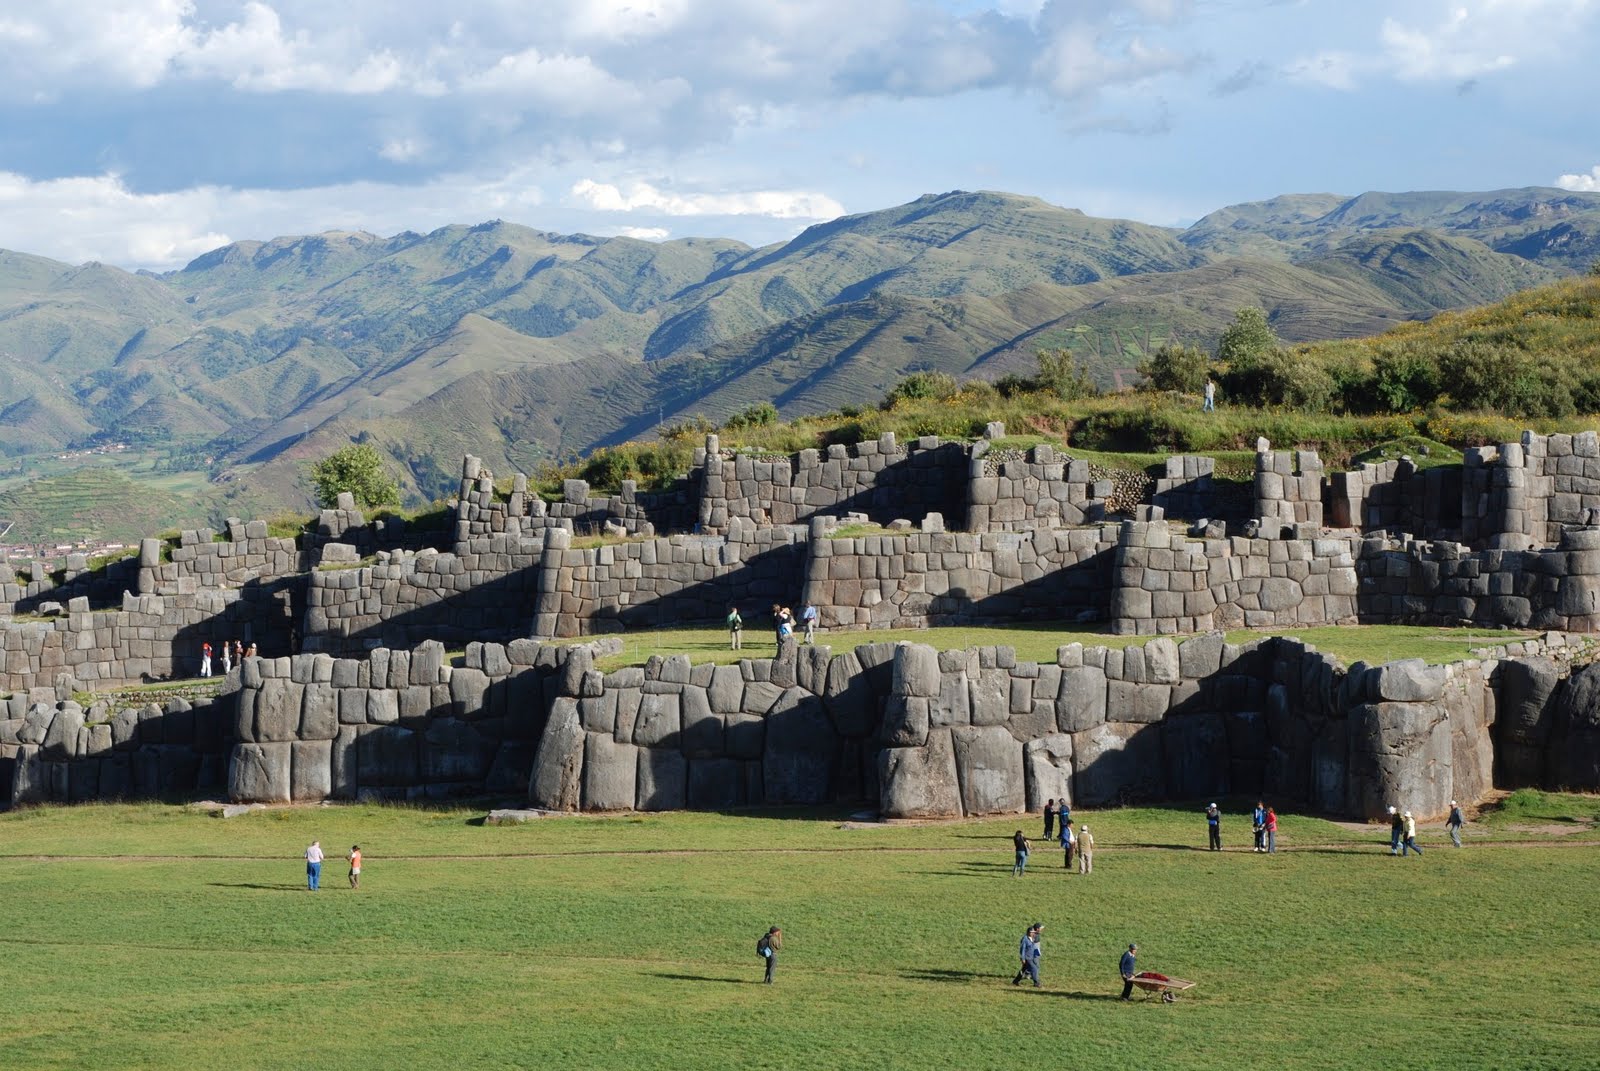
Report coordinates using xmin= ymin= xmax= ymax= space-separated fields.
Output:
xmin=1077 ymin=825 xmax=1094 ymax=875
xmin=1402 ymin=811 xmax=1424 ymax=857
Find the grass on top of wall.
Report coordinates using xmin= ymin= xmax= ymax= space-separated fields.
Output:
xmin=567 ymin=622 xmax=1536 ymax=674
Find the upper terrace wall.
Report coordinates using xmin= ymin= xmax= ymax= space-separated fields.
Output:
xmin=697 ymin=433 xmax=969 ymax=533
xmin=967 ymin=441 xmax=1109 ymax=533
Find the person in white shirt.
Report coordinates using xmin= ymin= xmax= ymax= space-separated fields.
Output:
xmin=305 ymin=840 xmax=325 ymax=891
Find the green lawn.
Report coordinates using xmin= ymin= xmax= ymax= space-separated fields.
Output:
xmin=1 ymin=801 xmax=1596 ymax=1070
xmin=578 ymin=622 xmax=1535 ymax=674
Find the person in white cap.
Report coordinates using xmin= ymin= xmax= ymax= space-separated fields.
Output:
xmin=1402 ymin=811 xmax=1423 ymax=857
xmin=1078 ymin=825 xmax=1094 ymax=874
xmin=1205 ymin=802 xmax=1221 ymax=851
xmin=1388 ymin=806 xmax=1403 ymax=855
xmin=1446 ymin=801 xmax=1464 ymax=848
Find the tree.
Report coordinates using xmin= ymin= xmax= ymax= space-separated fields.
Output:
xmin=310 ymin=443 xmax=401 ymax=510
xmin=1136 ymin=343 xmax=1210 ymax=394
xmin=1033 ymin=348 xmax=1098 ymax=401
xmin=883 ymin=370 xmax=959 ymax=408
xmin=1216 ymin=307 xmax=1279 ymax=368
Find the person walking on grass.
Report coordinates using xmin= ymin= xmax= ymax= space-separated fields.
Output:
xmin=347 ymin=845 xmax=362 ymax=889
xmin=1203 ymin=378 xmax=1216 ymax=413
xmin=1012 ymin=924 xmax=1043 ymax=988
xmin=1252 ymin=801 xmax=1267 ymax=852
xmin=1402 ymin=811 xmax=1424 ymax=857
xmin=801 ymin=602 xmax=818 ymax=644
xmin=1447 ymin=800 xmax=1464 ymax=848
xmin=1060 ymin=822 xmax=1074 ymax=869
xmin=1078 ymin=825 xmax=1094 ymax=875
xmin=727 ymin=606 xmax=743 ymax=650
xmin=1012 ymin=830 xmax=1031 ymax=876
xmin=757 ymin=926 xmax=782 ymax=984
xmin=1265 ymin=806 xmax=1279 ymax=854
xmin=1119 ymin=943 xmax=1139 ymax=1001
xmin=305 ymin=840 xmax=324 ymax=891
xmin=1389 ymin=806 xmax=1404 ymax=855
xmin=1206 ymin=802 xmax=1222 ymax=851
xmin=200 ymin=641 xmax=213 ymax=678
xmin=1043 ymin=798 xmax=1056 ymax=842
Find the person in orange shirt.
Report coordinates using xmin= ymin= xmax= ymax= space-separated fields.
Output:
xmin=347 ymin=845 xmax=362 ymax=889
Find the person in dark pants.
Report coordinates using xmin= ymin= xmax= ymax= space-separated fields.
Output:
xmin=1206 ymin=803 xmax=1221 ymax=851
xmin=1119 ymin=943 xmax=1139 ymax=1000
xmin=1252 ymin=801 xmax=1267 ymax=852
xmin=1012 ymin=924 xmax=1043 ymax=987
xmin=1060 ymin=822 xmax=1074 ymax=869
xmin=1447 ymin=800 xmax=1464 ymax=848
xmin=757 ymin=926 xmax=782 ymax=984
xmin=1389 ymin=806 xmax=1404 ymax=855
xmin=1043 ymin=799 xmax=1056 ymax=842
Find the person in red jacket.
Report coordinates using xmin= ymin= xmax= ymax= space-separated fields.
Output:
xmin=1265 ymin=806 xmax=1279 ymax=854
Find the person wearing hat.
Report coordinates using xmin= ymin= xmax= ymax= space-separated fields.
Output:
xmin=1205 ymin=802 xmax=1221 ymax=851
xmin=1119 ymin=943 xmax=1139 ymax=1000
xmin=1012 ymin=923 xmax=1043 ymax=988
xmin=1402 ymin=811 xmax=1423 ymax=857
xmin=757 ymin=926 xmax=782 ymax=984
xmin=1446 ymin=800 xmax=1464 ymax=848
xmin=1077 ymin=825 xmax=1094 ymax=875
xmin=1388 ymin=805 xmax=1403 ymax=855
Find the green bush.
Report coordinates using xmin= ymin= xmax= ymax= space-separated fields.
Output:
xmin=1136 ymin=343 xmax=1210 ymax=394
xmin=883 ymin=371 xmax=959 ymax=407
xmin=723 ymin=401 xmax=779 ymax=429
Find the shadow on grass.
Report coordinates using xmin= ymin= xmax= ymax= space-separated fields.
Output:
xmin=648 ymin=971 xmax=757 ymax=985
xmin=902 ymin=969 xmax=1124 ymax=1002
xmin=206 ymin=882 xmax=310 ymax=891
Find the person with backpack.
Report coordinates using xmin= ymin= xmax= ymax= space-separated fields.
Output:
xmin=757 ymin=926 xmax=782 ymax=984
xmin=727 ymin=607 xmax=743 ymax=650
xmin=1206 ymin=802 xmax=1221 ymax=851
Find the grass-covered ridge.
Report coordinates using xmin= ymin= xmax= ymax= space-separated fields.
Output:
xmin=0 ymin=801 xmax=1596 ymax=1070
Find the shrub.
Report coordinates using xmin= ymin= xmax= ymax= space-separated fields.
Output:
xmin=882 ymin=371 xmax=959 ymax=407
xmin=309 ymin=444 xmax=401 ymax=510
xmin=723 ymin=401 xmax=779 ymax=429
xmin=1136 ymin=343 xmax=1210 ymax=394
xmin=1033 ymin=348 xmax=1098 ymax=401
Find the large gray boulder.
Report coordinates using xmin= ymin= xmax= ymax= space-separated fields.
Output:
xmin=687 ymin=757 xmax=742 ymax=809
xmin=878 ymin=697 xmax=929 ymax=748
xmin=822 ymin=652 xmax=875 ymax=736
xmin=229 ymin=742 xmax=291 ymax=803
xmin=421 ymin=719 xmax=496 ymax=783
xmin=582 ymin=733 xmax=638 ymax=810
xmin=1374 ymin=659 xmax=1445 ymax=702
xmin=1071 ymin=722 xmax=1163 ymax=806
xmin=763 ymin=688 xmax=836 ymax=804
xmin=290 ymin=740 xmax=333 ymax=801
xmin=1024 ymin=734 xmax=1073 ymax=812
xmin=1347 ymin=700 xmax=1452 ymax=819
xmin=299 ymin=683 xmax=338 ymax=741
xmin=253 ymin=679 xmax=303 ymax=743
xmin=1161 ymin=713 xmax=1229 ymax=800
xmin=1495 ymin=657 xmax=1562 ymax=784
xmin=636 ymin=747 xmax=688 ymax=810
xmin=679 ymin=687 xmax=722 ymax=756
xmin=357 ymin=725 xmax=420 ymax=787
xmin=892 ymin=643 xmax=941 ymax=698
xmin=950 ymin=725 xmax=1024 ymax=815
xmin=529 ymin=698 xmax=584 ymax=810
xmin=879 ymin=728 xmax=961 ymax=818
xmin=632 ymin=692 xmax=682 ymax=749
xmin=1056 ymin=666 xmax=1107 ymax=732
xmin=1547 ymin=661 xmax=1600 ymax=789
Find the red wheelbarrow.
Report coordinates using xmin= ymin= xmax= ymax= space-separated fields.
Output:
xmin=1130 ymin=971 xmax=1197 ymax=1003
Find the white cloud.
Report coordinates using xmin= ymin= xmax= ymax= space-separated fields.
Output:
xmin=378 ymin=137 xmax=426 ymax=163
xmin=569 ymin=179 xmax=844 ymax=219
xmin=1556 ymin=165 xmax=1600 ymax=192
xmin=617 ymin=226 xmax=671 ymax=240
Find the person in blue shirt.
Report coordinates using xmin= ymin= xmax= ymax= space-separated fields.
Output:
xmin=1206 ymin=802 xmax=1221 ymax=851
xmin=1043 ymin=798 xmax=1056 ymax=841
xmin=1012 ymin=924 xmax=1043 ymax=987
xmin=1060 ymin=822 xmax=1074 ymax=869
xmin=1119 ymin=943 xmax=1139 ymax=1000
xmin=1446 ymin=800 xmax=1464 ymax=848
xmin=1252 ymin=801 xmax=1267 ymax=853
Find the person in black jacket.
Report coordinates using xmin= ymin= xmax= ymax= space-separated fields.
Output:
xmin=1206 ymin=803 xmax=1221 ymax=851
xmin=757 ymin=926 xmax=782 ymax=984
xmin=1043 ymin=799 xmax=1056 ymax=842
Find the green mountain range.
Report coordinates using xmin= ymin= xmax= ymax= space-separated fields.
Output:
xmin=1 ymin=185 xmax=1597 ymax=528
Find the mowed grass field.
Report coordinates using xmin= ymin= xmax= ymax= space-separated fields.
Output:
xmin=3 ymin=797 xmax=1599 ymax=1071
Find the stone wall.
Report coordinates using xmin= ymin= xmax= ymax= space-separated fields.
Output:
xmin=803 ymin=519 xmax=1117 ymax=630
xmin=967 ymin=441 xmax=1108 ymax=532
xmin=136 ymin=521 xmax=303 ymax=597
xmin=1254 ymin=448 xmax=1323 ymax=529
xmin=4 ymin=689 xmax=233 ymax=807
xmin=533 ymin=524 xmax=806 ymax=638
xmin=1 ymin=587 xmax=296 ymax=694
xmin=1327 ymin=457 xmax=1464 ymax=538
xmin=697 ymin=433 xmax=969 ymax=533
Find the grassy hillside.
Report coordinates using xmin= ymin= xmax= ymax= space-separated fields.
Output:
xmin=0 ymin=466 xmax=207 ymax=545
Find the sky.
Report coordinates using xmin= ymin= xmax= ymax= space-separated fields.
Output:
xmin=1 ymin=0 xmax=1598 ymax=270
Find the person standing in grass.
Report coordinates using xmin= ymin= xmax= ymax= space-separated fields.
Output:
xmin=1012 ymin=924 xmax=1043 ymax=988
xmin=757 ymin=926 xmax=782 ymax=984
xmin=1265 ymin=806 xmax=1279 ymax=854
xmin=1119 ymin=943 xmax=1139 ymax=1001
xmin=801 ymin=602 xmax=818 ymax=644
xmin=1043 ymin=798 xmax=1056 ymax=842
xmin=1447 ymin=801 xmax=1464 ymax=848
xmin=305 ymin=840 xmax=324 ymax=891
xmin=200 ymin=641 xmax=213 ymax=678
xmin=347 ymin=845 xmax=362 ymax=889
xmin=727 ymin=606 xmax=743 ymax=650
xmin=1060 ymin=821 xmax=1074 ymax=869
xmin=1252 ymin=801 xmax=1267 ymax=852
xmin=1203 ymin=378 xmax=1216 ymax=413
xmin=220 ymin=640 xmax=232 ymax=675
xmin=1389 ymin=806 xmax=1404 ymax=855
xmin=1012 ymin=829 xmax=1031 ymax=876
xmin=1402 ymin=811 xmax=1424 ymax=857
xmin=1206 ymin=802 xmax=1221 ymax=851
xmin=1078 ymin=825 xmax=1094 ymax=875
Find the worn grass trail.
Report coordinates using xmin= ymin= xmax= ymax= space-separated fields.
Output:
xmin=3 ymin=803 xmax=1598 ymax=1071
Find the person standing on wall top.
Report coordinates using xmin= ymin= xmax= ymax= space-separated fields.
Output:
xmin=200 ymin=641 xmax=212 ymax=678
xmin=727 ymin=606 xmax=743 ymax=650
xmin=305 ymin=840 xmax=324 ymax=891
xmin=1402 ymin=811 xmax=1424 ymax=857
xmin=1012 ymin=924 xmax=1043 ymax=988
xmin=1043 ymin=798 xmax=1056 ymax=842
xmin=1447 ymin=800 xmax=1464 ymax=848
xmin=801 ymin=602 xmax=818 ymax=644
xmin=1206 ymin=802 xmax=1221 ymax=851
xmin=1389 ymin=806 xmax=1404 ymax=855
xmin=757 ymin=926 xmax=782 ymax=984
xmin=1203 ymin=378 xmax=1216 ymax=412
xmin=1012 ymin=829 xmax=1031 ymax=877
xmin=1252 ymin=801 xmax=1267 ymax=853
xmin=1119 ymin=943 xmax=1139 ymax=1000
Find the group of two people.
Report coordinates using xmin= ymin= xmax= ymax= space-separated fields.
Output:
xmin=1010 ymin=923 xmax=1144 ymax=1001
xmin=304 ymin=840 xmax=361 ymax=890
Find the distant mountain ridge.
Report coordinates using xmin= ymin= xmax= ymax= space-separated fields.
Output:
xmin=0 ymin=185 xmax=1596 ymax=516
